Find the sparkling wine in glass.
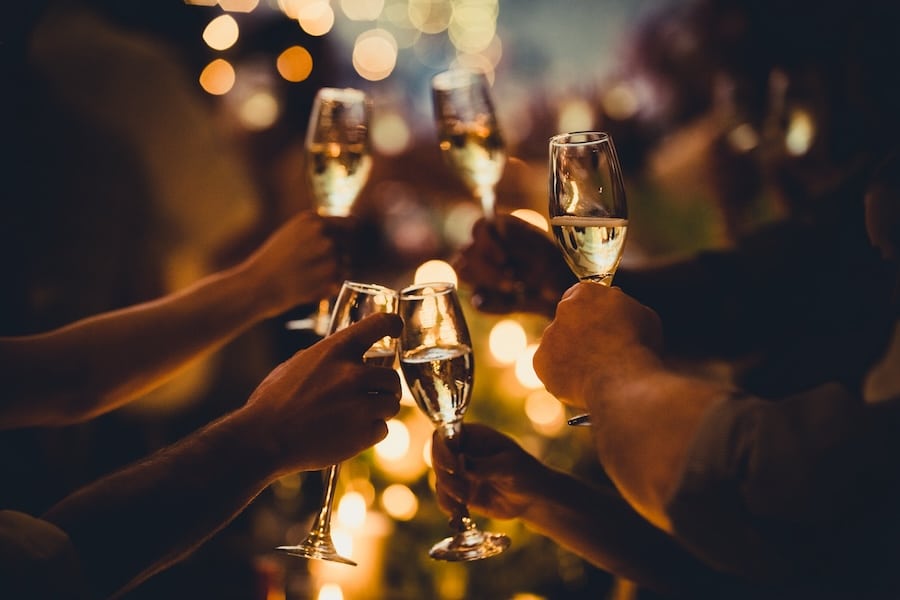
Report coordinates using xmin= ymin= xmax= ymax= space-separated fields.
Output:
xmin=549 ymin=131 xmax=628 ymax=425
xmin=431 ymin=69 xmax=506 ymax=220
xmin=307 ymin=87 xmax=373 ymax=217
xmin=286 ymin=87 xmax=373 ymax=335
xmin=398 ymin=282 xmax=510 ymax=561
xmin=277 ymin=281 xmax=398 ymax=565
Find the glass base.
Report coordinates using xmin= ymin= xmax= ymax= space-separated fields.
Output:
xmin=276 ymin=531 xmax=357 ymax=566
xmin=428 ymin=528 xmax=510 ymax=562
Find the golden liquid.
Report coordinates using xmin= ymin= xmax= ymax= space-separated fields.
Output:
xmin=400 ymin=345 xmax=473 ymax=426
xmin=550 ymin=216 xmax=628 ymax=283
xmin=437 ymin=124 xmax=505 ymax=193
xmin=307 ymin=142 xmax=372 ymax=217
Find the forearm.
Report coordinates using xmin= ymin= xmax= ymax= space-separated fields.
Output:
xmin=0 ymin=260 xmax=273 ymax=428
xmin=518 ymin=467 xmax=732 ymax=596
xmin=586 ymin=367 xmax=735 ymax=532
xmin=43 ymin=407 xmax=275 ymax=599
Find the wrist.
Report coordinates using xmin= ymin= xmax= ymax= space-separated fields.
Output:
xmin=225 ymin=258 xmax=282 ymax=320
xmin=217 ymin=406 xmax=285 ymax=485
xmin=583 ymin=348 xmax=667 ymax=408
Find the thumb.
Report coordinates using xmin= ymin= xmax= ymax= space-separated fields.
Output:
xmin=327 ymin=312 xmax=402 ymax=357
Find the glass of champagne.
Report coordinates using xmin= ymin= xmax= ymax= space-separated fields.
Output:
xmin=286 ymin=87 xmax=373 ymax=335
xmin=548 ymin=131 xmax=629 ymax=426
xmin=398 ymin=282 xmax=511 ymax=561
xmin=277 ymin=281 xmax=399 ymax=565
xmin=431 ymin=69 xmax=506 ymax=220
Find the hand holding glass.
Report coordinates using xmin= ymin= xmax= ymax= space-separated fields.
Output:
xmin=286 ymin=87 xmax=373 ymax=334
xmin=398 ymin=282 xmax=510 ymax=561
xmin=277 ymin=281 xmax=398 ymax=565
xmin=431 ymin=69 xmax=505 ymax=220
xmin=548 ymin=131 xmax=629 ymax=425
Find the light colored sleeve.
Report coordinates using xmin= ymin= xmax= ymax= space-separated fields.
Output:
xmin=0 ymin=510 xmax=89 ymax=599
xmin=664 ymin=384 xmax=899 ymax=584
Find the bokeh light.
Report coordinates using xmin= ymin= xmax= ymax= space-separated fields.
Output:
xmin=443 ymin=202 xmax=482 ymax=248
xmin=601 ymin=82 xmax=640 ymax=121
xmin=371 ymin=111 xmax=412 ymax=156
xmin=219 ymin=0 xmax=259 ymax=12
xmin=199 ymin=58 xmax=236 ymax=95
xmin=557 ymin=98 xmax=595 ymax=134
xmin=276 ymin=45 xmax=314 ymax=82
xmin=298 ymin=1 xmax=336 ymax=36
xmin=414 ymin=260 xmax=458 ymax=286
xmin=336 ymin=491 xmax=368 ymax=529
xmin=785 ymin=107 xmax=814 ymax=156
xmin=203 ymin=15 xmax=240 ymax=51
xmin=317 ymin=583 xmax=344 ymax=600
xmin=374 ymin=418 xmax=410 ymax=460
xmin=511 ymin=208 xmax=549 ymax=232
xmin=332 ymin=529 xmax=353 ymax=557
xmin=353 ymin=29 xmax=398 ymax=81
xmin=488 ymin=319 xmax=528 ymax=365
xmin=237 ymin=91 xmax=280 ymax=130
xmin=525 ymin=389 xmax=566 ymax=436
xmin=727 ymin=123 xmax=759 ymax=153
xmin=341 ymin=0 xmax=385 ymax=21
xmin=514 ymin=343 xmax=543 ymax=389
xmin=408 ymin=0 xmax=453 ymax=34
xmin=381 ymin=484 xmax=419 ymax=520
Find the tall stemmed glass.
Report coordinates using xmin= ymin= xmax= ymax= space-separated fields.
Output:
xmin=286 ymin=87 xmax=373 ymax=335
xmin=277 ymin=281 xmax=398 ymax=565
xmin=431 ymin=69 xmax=506 ymax=220
xmin=548 ymin=131 xmax=629 ymax=426
xmin=398 ymin=282 xmax=511 ymax=561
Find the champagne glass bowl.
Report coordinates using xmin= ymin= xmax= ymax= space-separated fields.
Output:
xmin=398 ymin=282 xmax=510 ymax=561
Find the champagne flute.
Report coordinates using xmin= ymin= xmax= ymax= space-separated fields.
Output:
xmin=548 ymin=131 xmax=629 ymax=426
xmin=286 ymin=87 xmax=373 ymax=335
xmin=431 ymin=69 xmax=506 ymax=220
xmin=398 ymin=282 xmax=510 ymax=561
xmin=277 ymin=281 xmax=398 ymax=565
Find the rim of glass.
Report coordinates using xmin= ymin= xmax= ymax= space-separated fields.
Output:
xmin=318 ymin=87 xmax=368 ymax=103
xmin=342 ymin=281 xmax=398 ymax=297
xmin=400 ymin=281 xmax=456 ymax=299
xmin=432 ymin=68 xmax=487 ymax=90
xmin=549 ymin=131 xmax=611 ymax=146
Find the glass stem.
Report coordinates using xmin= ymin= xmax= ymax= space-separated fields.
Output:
xmin=440 ymin=421 xmax=473 ymax=533
xmin=478 ymin=186 xmax=496 ymax=221
xmin=311 ymin=463 xmax=340 ymax=536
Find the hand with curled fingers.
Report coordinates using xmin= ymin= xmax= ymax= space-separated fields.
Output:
xmin=241 ymin=210 xmax=344 ymax=317
xmin=533 ymin=283 xmax=664 ymax=412
xmin=431 ymin=423 xmax=552 ymax=522
xmin=453 ymin=214 xmax=575 ymax=318
xmin=237 ymin=312 xmax=403 ymax=475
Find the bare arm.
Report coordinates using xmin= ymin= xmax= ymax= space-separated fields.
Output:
xmin=0 ymin=212 xmax=340 ymax=429
xmin=533 ymin=283 xmax=737 ymax=530
xmin=44 ymin=313 xmax=402 ymax=599
xmin=432 ymin=425 xmax=740 ymax=597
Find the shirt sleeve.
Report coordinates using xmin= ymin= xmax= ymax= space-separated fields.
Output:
xmin=664 ymin=384 xmax=898 ymax=584
xmin=0 ymin=509 xmax=90 ymax=599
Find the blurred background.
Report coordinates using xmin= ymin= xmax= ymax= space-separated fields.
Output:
xmin=2 ymin=0 xmax=898 ymax=598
